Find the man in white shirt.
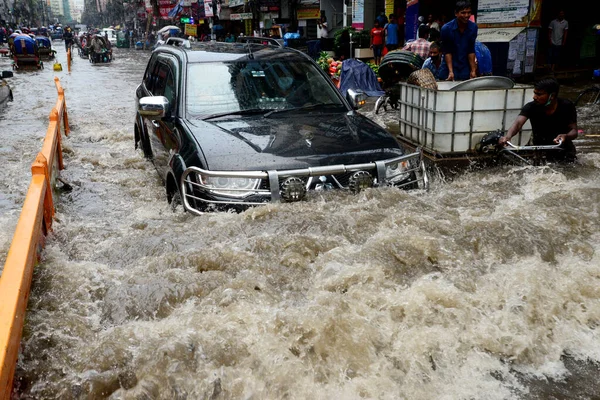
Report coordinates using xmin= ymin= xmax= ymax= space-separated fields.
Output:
xmin=547 ymin=10 xmax=568 ymax=72
xmin=317 ymin=16 xmax=329 ymax=39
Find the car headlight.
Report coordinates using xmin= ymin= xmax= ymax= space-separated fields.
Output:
xmin=385 ymin=161 xmax=411 ymax=183
xmin=200 ymin=175 xmax=261 ymax=197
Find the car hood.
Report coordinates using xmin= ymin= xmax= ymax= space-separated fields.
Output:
xmin=187 ymin=112 xmax=404 ymax=171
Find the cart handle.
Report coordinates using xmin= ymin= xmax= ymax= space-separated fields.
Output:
xmin=504 ymin=140 xmax=563 ymax=151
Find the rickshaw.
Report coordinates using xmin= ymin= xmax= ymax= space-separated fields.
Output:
xmin=374 ymin=50 xmax=425 ymax=114
xmin=88 ymin=35 xmax=112 ymax=64
xmin=116 ymin=30 xmax=130 ymax=48
xmin=10 ymin=34 xmax=43 ymax=69
xmin=77 ymin=32 xmax=91 ymax=58
xmin=35 ymin=35 xmax=55 ymax=59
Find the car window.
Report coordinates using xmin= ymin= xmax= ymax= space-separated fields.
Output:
xmin=153 ymin=63 xmax=168 ymax=96
xmin=163 ymin=68 xmax=176 ymax=106
xmin=153 ymin=62 xmax=176 ymax=106
xmin=143 ymin=55 xmax=158 ymax=92
xmin=186 ymin=59 xmax=344 ymax=118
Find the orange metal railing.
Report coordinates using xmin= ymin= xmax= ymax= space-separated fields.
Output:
xmin=0 ymin=76 xmax=70 ymax=399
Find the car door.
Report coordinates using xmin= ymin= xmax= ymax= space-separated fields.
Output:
xmin=147 ymin=55 xmax=180 ymax=180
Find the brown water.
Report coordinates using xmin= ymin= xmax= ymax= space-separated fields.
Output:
xmin=1 ymin=45 xmax=600 ymax=399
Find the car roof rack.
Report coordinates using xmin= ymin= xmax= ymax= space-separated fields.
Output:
xmin=165 ymin=37 xmax=191 ymax=49
xmin=236 ymin=36 xmax=284 ymax=48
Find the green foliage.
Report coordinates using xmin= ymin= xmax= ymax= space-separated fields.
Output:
xmin=367 ymin=61 xmax=379 ymax=77
xmin=317 ymin=51 xmax=330 ymax=72
xmin=333 ymin=26 xmax=356 ymax=55
xmin=333 ymin=27 xmax=373 ymax=55
xmin=352 ymin=30 xmax=371 ymax=48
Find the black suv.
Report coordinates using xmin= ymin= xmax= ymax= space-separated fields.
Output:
xmin=134 ymin=38 xmax=427 ymax=214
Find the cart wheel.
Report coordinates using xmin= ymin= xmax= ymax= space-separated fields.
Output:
xmin=575 ymin=86 xmax=600 ymax=107
xmin=374 ymin=95 xmax=388 ymax=114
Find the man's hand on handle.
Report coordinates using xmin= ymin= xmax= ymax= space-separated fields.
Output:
xmin=498 ymin=135 xmax=510 ymax=146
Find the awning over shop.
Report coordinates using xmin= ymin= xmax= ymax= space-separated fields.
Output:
xmin=478 ymin=27 xmax=526 ymax=43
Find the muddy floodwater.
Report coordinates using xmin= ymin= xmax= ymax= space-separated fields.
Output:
xmin=1 ymin=44 xmax=600 ymax=399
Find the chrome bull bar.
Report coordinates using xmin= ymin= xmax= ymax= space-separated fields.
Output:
xmin=180 ymin=149 xmax=428 ymax=214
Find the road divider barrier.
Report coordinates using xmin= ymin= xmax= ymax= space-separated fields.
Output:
xmin=0 ymin=76 xmax=70 ymax=399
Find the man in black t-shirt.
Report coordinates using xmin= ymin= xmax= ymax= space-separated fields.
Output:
xmin=499 ymin=78 xmax=578 ymax=161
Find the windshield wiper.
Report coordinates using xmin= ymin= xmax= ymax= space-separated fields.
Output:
xmin=202 ymin=108 xmax=267 ymax=121
xmin=263 ymin=103 xmax=345 ymax=118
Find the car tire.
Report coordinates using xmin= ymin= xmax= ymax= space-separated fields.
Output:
xmin=134 ymin=123 xmax=152 ymax=159
xmin=170 ymin=189 xmax=182 ymax=212
xmin=375 ymin=95 xmax=388 ymax=114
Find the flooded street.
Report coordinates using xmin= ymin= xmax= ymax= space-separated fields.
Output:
xmin=1 ymin=44 xmax=600 ymax=399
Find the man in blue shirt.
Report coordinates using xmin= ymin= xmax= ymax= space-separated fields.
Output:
xmin=421 ymin=42 xmax=448 ymax=80
xmin=440 ymin=0 xmax=477 ymax=81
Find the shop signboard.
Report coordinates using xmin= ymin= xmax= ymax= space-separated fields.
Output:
xmin=385 ymin=0 xmax=394 ymax=19
xmin=146 ymin=0 xmax=177 ymax=19
xmin=204 ymin=1 xmax=213 ymax=17
xmin=477 ymin=0 xmax=529 ymax=26
xmin=351 ymin=0 xmax=364 ymax=29
xmin=230 ymin=12 xmax=253 ymax=20
xmin=228 ymin=0 xmax=244 ymax=6
xmin=297 ymin=8 xmax=320 ymax=20
xmin=185 ymin=23 xmax=197 ymax=36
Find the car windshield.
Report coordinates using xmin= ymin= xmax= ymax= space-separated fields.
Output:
xmin=186 ymin=59 xmax=345 ymax=118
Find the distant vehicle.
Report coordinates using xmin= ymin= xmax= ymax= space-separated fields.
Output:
xmin=116 ymin=30 xmax=130 ymax=48
xmin=35 ymin=36 xmax=56 ymax=59
xmin=101 ymin=28 xmax=117 ymax=46
xmin=50 ymin=27 xmax=63 ymax=40
xmin=11 ymin=34 xmax=43 ymax=69
xmin=88 ymin=35 xmax=113 ymax=64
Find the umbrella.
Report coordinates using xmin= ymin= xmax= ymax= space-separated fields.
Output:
xmin=158 ymin=25 xmax=180 ymax=34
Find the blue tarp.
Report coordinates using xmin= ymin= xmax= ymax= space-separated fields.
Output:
xmin=338 ymin=59 xmax=385 ymax=97
xmin=283 ymin=32 xmax=300 ymax=47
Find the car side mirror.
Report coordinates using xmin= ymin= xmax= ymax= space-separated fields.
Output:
xmin=139 ymin=96 xmax=170 ymax=118
xmin=346 ymin=89 xmax=367 ymax=109
xmin=1 ymin=71 xmax=14 ymax=79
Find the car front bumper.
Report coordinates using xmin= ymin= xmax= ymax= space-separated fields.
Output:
xmin=180 ymin=149 xmax=428 ymax=215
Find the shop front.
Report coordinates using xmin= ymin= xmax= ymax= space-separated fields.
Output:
xmin=476 ymin=0 xmax=541 ymax=79
xmin=402 ymin=0 xmax=597 ymax=78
